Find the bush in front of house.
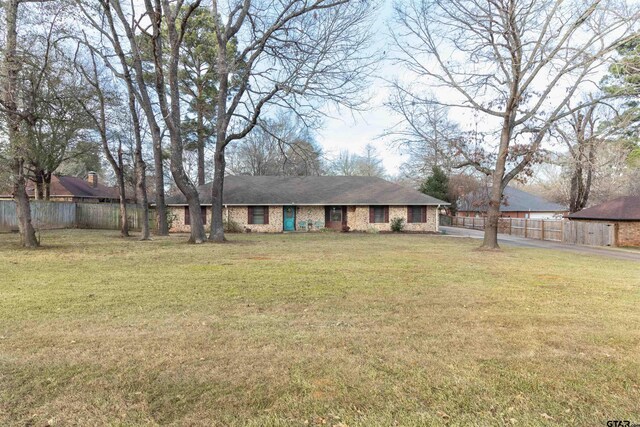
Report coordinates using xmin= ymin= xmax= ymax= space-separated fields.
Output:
xmin=223 ymin=219 xmax=244 ymax=233
xmin=390 ymin=217 xmax=405 ymax=232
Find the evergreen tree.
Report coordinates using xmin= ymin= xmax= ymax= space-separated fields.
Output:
xmin=420 ymin=166 xmax=449 ymax=202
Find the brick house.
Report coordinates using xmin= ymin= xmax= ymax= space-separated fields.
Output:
xmin=457 ymin=186 xmax=567 ymax=219
xmin=567 ymin=196 xmax=640 ymax=247
xmin=0 ymin=172 xmax=124 ymax=204
xmin=163 ymin=176 xmax=449 ymax=233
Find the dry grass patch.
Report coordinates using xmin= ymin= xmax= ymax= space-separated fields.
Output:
xmin=0 ymin=230 xmax=639 ymax=426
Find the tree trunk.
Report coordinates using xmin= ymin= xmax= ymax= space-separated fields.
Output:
xmin=4 ymin=0 xmax=38 ymax=248
xmin=210 ymin=148 xmax=226 ymax=242
xmin=116 ymin=146 xmax=129 ymax=238
xmin=12 ymin=159 xmax=39 ymax=247
xmin=569 ymin=162 xmax=584 ymax=213
xmin=197 ymin=108 xmax=206 ymax=186
xmin=153 ymin=139 xmax=169 ymax=235
xmin=136 ymin=158 xmax=150 ymax=240
xmin=125 ymin=87 xmax=150 ymax=240
xmin=43 ymin=173 xmax=51 ymax=200
xmin=481 ymin=117 xmax=513 ymax=250
xmin=34 ymin=171 xmax=44 ymax=200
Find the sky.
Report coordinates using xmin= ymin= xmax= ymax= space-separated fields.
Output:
xmin=314 ymin=1 xmax=406 ymax=175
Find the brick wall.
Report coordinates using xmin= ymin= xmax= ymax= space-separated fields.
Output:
xmin=617 ymin=221 xmax=640 ymax=247
xmin=347 ymin=206 xmax=438 ymax=232
xmin=168 ymin=205 xmax=440 ymax=233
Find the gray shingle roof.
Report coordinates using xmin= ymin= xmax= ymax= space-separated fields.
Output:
xmin=459 ymin=186 xmax=566 ymax=212
xmin=164 ymin=176 xmax=448 ymax=206
xmin=568 ymin=196 xmax=640 ymax=221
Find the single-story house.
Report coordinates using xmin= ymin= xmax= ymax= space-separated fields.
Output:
xmin=163 ymin=176 xmax=449 ymax=233
xmin=567 ymin=196 xmax=640 ymax=247
xmin=0 ymin=172 xmax=123 ymax=204
xmin=457 ymin=186 xmax=567 ymax=219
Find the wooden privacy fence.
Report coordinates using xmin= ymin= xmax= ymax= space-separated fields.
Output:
xmin=563 ymin=220 xmax=616 ymax=246
xmin=0 ymin=200 xmax=148 ymax=232
xmin=443 ymin=215 xmax=616 ymax=246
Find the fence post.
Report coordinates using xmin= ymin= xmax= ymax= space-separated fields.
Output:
xmin=541 ymin=220 xmax=545 ymax=241
xmin=509 ymin=218 xmax=512 ymax=235
xmin=524 ymin=219 xmax=528 ymax=238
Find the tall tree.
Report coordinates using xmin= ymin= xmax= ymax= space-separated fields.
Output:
xmin=75 ymin=50 xmax=131 ymax=238
xmin=393 ymin=0 xmax=639 ymax=249
xmin=179 ymin=7 xmax=224 ymax=185
xmin=76 ymin=0 xmax=171 ymax=236
xmin=22 ymin=47 xmax=92 ymax=200
xmin=207 ymin=0 xmax=375 ymax=242
xmin=385 ymin=91 xmax=462 ymax=184
xmin=0 ymin=0 xmax=58 ymax=247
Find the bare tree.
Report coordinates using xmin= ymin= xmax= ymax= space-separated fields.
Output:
xmin=384 ymin=90 xmax=462 ymax=183
xmin=554 ymin=103 xmax=603 ymax=212
xmin=76 ymin=0 xmax=172 ymax=236
xmin=207 ymin=0 xmax=375 ymax=242
xmin=328 ymin=144 xmax=386 ymax=177
xmin=226 ymin=115 xmax=323 ymax=176
xmin=392 ymin=0 xmax=639 ymax=249
xmin=23 ymin=43 xmax=92 ymax=200
xmin=75 ymin=50 xmax=131 ymax=237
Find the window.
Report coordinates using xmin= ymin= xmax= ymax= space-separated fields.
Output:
xmin=329 ymin=207 xmax=342 ymax=222
xmin=248 ymin=206 xmax=269 ymax=225
xmin=369 ymin=206 xmax=388 ymax=223
xmin=408 ymin=206 xmax=426 ymax=223
xmin=184 ymin=206 xmax=207 ymax=225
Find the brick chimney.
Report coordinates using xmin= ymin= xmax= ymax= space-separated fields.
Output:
xmin=87 ymin=171 xmax=98 ymax=188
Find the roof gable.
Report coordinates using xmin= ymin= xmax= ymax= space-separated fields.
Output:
xmin=165 ymin=176 xmax=448 ymax=206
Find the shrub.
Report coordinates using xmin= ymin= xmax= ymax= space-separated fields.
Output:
xmin=366 ymin=227 xmax=379 ymax=234
xmin=223 ymin=219 xmax=244 ymax=233
xmin=390 ymin=217 xmax=405 ymax=232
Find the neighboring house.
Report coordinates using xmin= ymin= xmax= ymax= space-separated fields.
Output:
xmin=0 ymin=172 xmax=123 ymax=204
xmin=567 ymin=196 xmax=640 ymax=247
xmin=457 ymin=186 xmax=567 ymax=219
xmin=163 ymin=176 xmax=449 ymax=233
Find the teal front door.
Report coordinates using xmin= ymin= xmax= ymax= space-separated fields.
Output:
xmin=283 ymin=206 xmax=296 ymax=231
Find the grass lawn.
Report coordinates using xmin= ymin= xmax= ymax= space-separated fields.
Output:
xmin=1 ymin=230 xmax=639 ymax=426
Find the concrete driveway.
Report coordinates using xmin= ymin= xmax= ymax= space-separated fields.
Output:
xmin=440 ymin=226 xmax=640 ymax=262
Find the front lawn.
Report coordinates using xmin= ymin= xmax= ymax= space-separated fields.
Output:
xmin=0 ymin=230 xmax=638 ymax=426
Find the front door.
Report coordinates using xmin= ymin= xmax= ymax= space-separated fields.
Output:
xmin=283 ymin=206 xmax=296 ymax=231
xmin=325 ymin=206 xmax=347 ymax=230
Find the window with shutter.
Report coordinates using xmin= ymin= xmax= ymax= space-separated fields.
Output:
xmin=184 ymin=207 xmax=190 ymax=225
xmin=371 ymin=206 xmax=387 ymax=223
xmin=408 ymin=206 xmax=426 ymax=223
xmin=249 ymin=206 xmax=265 ymax=224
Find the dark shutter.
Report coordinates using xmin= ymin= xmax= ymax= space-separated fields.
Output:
xmin=407 ymin=206 xmax=413 ymax=223
xmin=369 ymin=206 xmax=374 ymax=223
xmin=422 ymin=206 xmax=427 ymax=223
xmin=264 ymin=206 xmax=269 ymax=225
xmin=248 ymin=206 xmax=254 ymax=224
xmin=325 ymin=206 xmax=331 ymax=223
xmin=201 ymin=207 xmax=207 ymax=225
xmin=185 ymin=206 xmax=190 ymax=225
xmin=342 ymin=206 xmax=347 ymax=227
xmin=384 ymin=206 xmax=389 ymax=223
